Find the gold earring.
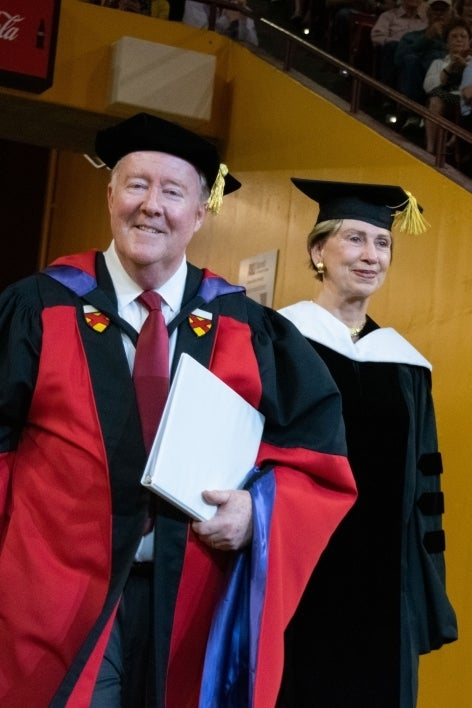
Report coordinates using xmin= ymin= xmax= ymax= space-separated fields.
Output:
xmin=315 ymin=261 xmax=325 ymax=275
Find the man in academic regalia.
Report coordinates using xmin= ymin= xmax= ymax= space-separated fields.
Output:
xmin=0 ymin=113 xmax=357 ymax=708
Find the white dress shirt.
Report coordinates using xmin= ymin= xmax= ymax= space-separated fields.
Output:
xmin=103 ymin=241 xmax=188 ymax=561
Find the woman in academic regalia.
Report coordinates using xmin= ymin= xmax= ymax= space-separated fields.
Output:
xmin=277 ymin=179 xmax=458 ymax=708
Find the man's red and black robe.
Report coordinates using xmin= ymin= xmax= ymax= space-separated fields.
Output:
xmin=0 ymin=251 xmax=357 ymax=707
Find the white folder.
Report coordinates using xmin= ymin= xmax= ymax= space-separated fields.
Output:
xmin=141 ymin=353 xmax=265 ymax=521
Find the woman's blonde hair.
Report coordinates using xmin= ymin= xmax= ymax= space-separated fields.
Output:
xmin=307 ymin=219 xmax=342 ymax=280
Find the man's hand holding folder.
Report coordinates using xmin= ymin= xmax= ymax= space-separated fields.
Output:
xmin=141 ymin=353 xmax=265 ymax=524
xmin=192 ymin=489 xmax=253 ymax=550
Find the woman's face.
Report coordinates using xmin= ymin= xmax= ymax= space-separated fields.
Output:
xmin=447 ymin=26 xmax=470 ymax=54
xmin=311 ymin=219 xmax=392 ymax=300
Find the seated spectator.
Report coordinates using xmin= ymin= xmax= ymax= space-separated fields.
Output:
xmin=459 ymin=44 xmax=472 ymax=126
xmin=394 ymin=0 xmax=452 ymax=122
xmin=371 ymin=0 xmax=427 ymax=86
xmin=183 ymin=0 xmax=258 ymax=44
xmin=457 ymin=53 xmax=472 ymax=168
xmin=215 ymin=0 xmax=259 ymax=44
xmin=183 ymin=0 xmax=209 ymax=26
xmin=423 ymin=18 xmax=471 ymax=152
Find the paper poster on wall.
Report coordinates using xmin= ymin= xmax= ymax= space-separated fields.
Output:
xmin=238 ymin=249 xmax=278 ymax=307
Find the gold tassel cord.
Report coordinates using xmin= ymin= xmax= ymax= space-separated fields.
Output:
xmin=390 ymin=191 xmax=430 ymax=235
xmin=207 ymin=163 xmax=228 ymax=215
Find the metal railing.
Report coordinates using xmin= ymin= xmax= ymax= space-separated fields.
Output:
xmin=87 ymin=0 xmax=472 ymax=175
xmin=200 ymin=0 xmax=472 ymax=172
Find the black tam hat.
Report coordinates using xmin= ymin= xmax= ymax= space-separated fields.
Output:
xmin=291 ymin=178 xmax=428 ymax=234
xmin=95 ymin=113 xmax=241 ymax=214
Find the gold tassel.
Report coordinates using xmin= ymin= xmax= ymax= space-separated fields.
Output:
xmin=207 ymin=163 xmax=228 ymax=215
xmin=390 ymin=191 xmax=430 ymax=235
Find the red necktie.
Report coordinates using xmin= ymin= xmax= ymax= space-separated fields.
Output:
xmin=133 ymin=291 xmax=170 ymax=454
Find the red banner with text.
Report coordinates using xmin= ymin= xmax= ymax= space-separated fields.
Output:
xmin=0 ymin=0 xmax=61 ymax=92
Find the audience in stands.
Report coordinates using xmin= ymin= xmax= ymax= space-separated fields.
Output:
xmin=393 ymin=0 xmax=451 ymax=126
xmin=423 ymin=18 xmax=471 ymax=151
xmin=371 ymin=0 xmax=427 ymax=85
xmin=84 ymin=0 xmax=472 ymax=172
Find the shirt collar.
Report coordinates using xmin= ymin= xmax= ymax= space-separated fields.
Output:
xmin=103 ymin=241 xmax=187 ymax=316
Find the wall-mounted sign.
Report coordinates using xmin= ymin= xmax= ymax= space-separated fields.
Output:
xmin=238 ymin=249 xmax=278 ymax=307
xmin=0 ymin=0 xmax=61 ymax=93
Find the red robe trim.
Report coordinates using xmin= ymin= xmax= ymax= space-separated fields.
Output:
xmin=0 ymin=306 xmax=111 ymax=707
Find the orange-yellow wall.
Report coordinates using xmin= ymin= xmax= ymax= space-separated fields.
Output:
xmin=14 ymin=1 xmax=472 ymax=705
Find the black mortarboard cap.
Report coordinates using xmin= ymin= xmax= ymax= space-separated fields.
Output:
xmin=291 ymin=178 xmax=428 ymax=234
xmin=95 ymin=113 xmax=241 ymax=213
